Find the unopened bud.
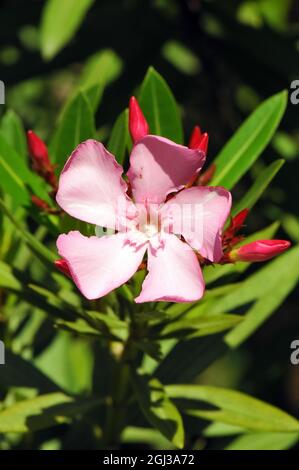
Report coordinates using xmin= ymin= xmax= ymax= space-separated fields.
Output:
xmin=189 ymin=125 xmax=209 ymax=153
xmin=27 ymin=130 xmax=57 ymax=190
xmin=230 ymin=239 xmax=291 ymax=262
xmin=129 ymin=96 xmax=149 ymax=143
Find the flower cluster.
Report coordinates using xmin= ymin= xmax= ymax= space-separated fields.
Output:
xmin=28 ymin=98 xmax=290 ymax=303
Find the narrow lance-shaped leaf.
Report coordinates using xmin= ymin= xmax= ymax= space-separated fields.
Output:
xmin=0 ymin=109 xmax=27 ymax=158
xmin=79 ymin=49 xmax=123 ymax=112
xmin=225 ymin=246 xmax=299 ymax=347
xmin=139 ymin=67 xmax=183 ymax=143
xmin=155 ymin=313 xmax=243 ymax=339
xmin=226 ymin=432 xmax=299 ymax=451
xmin=211 ymin=91 xmax=287 ymax=189
xmin=107 ymin=109 xmax=129 ymax=165
xmin=50 ymin=90 xmax=95 ymax=169
xmin=232 ymin=159 xmax=284 ymax=216
xmin=0 ymin=349 xmax=60 ymax=392
xmin=40 ymin=0 xmax=95 ymax=60
xmin=166 ymin=385 xmax=299 ymax=433
xmin=131 ymin=371 xmax=185 ymax=449
xmin=0 ymin=197 xmax=56 ymax=266
xmin=0 ymin=392 xmax=103 ymax=433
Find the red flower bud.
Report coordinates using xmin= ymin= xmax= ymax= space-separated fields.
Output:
xmin=230 ymin=239 xmax=291 ymax=262
xmin=223 ymin=209 xmax=249 ymax=241
xmin=27 ymin=130 xmax=57 ymax=190
xmin=188 ymin=125 xmax=209 ymax=153
xmin=189 ymin=125 xmax=202 ymax=149
xmin=232 ymin=209 xmax=249 ymax=230
xmin=55 ymin=259 xmax=71 ymax=278
xmin=129 ymin=96 xmax=149 ymax=143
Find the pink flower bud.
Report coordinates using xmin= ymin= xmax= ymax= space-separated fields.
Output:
xmin=55 ymin=259 xmax=71 ymax=278
xmin=129 ymin=96 xmax=149 ymax=143
xmin=188 ymin=125 xmax=209 ymax=153
xmin=231 ymin=239 xmax=291 ymax=262
xmin=27 ymin=130 xmax=57 ymax=190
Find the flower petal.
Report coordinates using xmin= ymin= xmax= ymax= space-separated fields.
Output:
xmin=57 ymin=231 xmax=147 ymax=300
xmin=127 ymin=135 xmax=205 ymax=204
xmin=161 ymin=186 xmax=231 ymax=262
xmin=135 ymin=234 xmax=204 ymax=303
xmin=56 ymin=139 xmax=136 ymax=228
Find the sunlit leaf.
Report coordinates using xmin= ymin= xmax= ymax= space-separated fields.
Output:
xmin=79 ymin=49 xmax=123 ymax=111
xmin=131 ymin=371 xmax=185 ymax=449
xmin=0 ymin=392 xmax=102 ymax=433
xmin=226 ymin=431 xmax=299 ymax=450
xmin=166 ymin=385 xmax=299 ymax=432
xmin=40 ymin=0 xmax=95 ymax=60
xmin=139 ymin=67 xmax=183 ymax=143
xmin=107 ymin=109 xmax=129 ymax=165
xmin=211 ymin=91 xmax=287 ymax=189
xmin=50 ymin=90 xmax=95 ymax=168
xmin=232 ymin=159 xmax=284 ymax=215
xmin=0 ymin=109 xmax=27 ymax=158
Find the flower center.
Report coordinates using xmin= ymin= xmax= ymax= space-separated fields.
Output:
xmin=141 ymin=222 xmax=159 ymax=239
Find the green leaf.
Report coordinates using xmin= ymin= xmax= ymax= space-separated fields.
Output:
xmin=226 ymin=432 xmax=299 ymax=450
xmin=0 ymin=392 xmax=102 ymax=433
xmin=59 ymin=310 xmax=128 ymax=341
xmin=225 ymin=246 xmax=299 ymax=347
xmin=131 ymin=372 xmax=185 ymax=449
xmin=122 ymin=426 xmax=175 ymax=449
xmin=51 ymin=90 xmax=95 ymax=168
xmin=156 ymin=313 xmax=243 ymax=339
xmin=201 ymin=246 xmax=299 ymax=348
xmin=0 ymin=110 xmax=27 ymax=158
xmin=162 ymin=41 xmax=201 ymax=76
xmin=203 ymin=421 xmax=245 ymax=437
xmin=232 ymin=159 xmax=284 ymax=215
xmin=55 ymin=318 xmax=102 ymax=337
xmin=0 ymin=132 xmax=50 ymax=206
xmin=155 ymin=336 xmax=226 ymax=384
xmin=79 ymin=49 xmax=123 ymax=111
xmin=282 ymin=214 xmax=299 ymax=242
xmin=139 ymin=67 xmax=183 ymax=143
xmin=0 ymin=349 xmax=60 ymax=392
xmin=166 ymin=385 xmax=299 ymax=433
xmin=35 ymin=332 xmax=94 ymax=394
xmin=40 ymin=0 xmax=95 ymax=60
xmin=211 ymin=91 xmax=287 ymax=189
xmin=0 ymin=198 xmax=56 ymax=266
xmin=0 ymin=134 xmax=29 ymax=206
xmin=0 ymin=260 xmax=22 ymax=290
xmin=107 ymin=109 xmax=129 ymax=164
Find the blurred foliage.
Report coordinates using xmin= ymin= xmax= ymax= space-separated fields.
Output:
xmin=0 ymin=0 xmax=299 ymax=451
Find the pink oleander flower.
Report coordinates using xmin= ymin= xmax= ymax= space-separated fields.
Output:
xmin=55 ymin=100 xmax=231 ymax=303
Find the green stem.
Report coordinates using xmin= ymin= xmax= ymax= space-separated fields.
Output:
xmin=103 ymin=339 xmax=134 ymax=448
